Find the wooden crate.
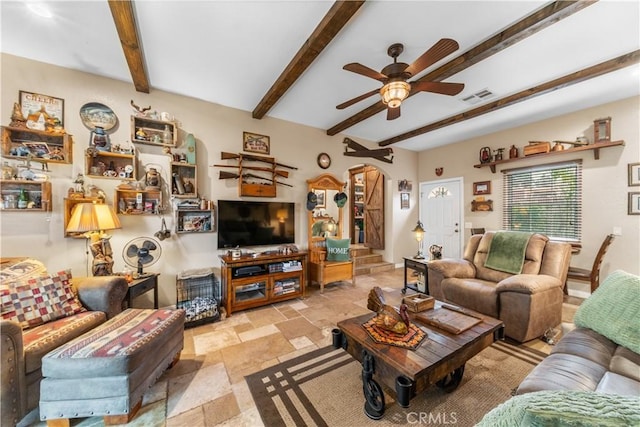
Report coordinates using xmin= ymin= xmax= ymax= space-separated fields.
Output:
xmin=402 ymin=293 xmax=435 ymax=312
xmin=524 ymin=141 xmax=551 ymax=156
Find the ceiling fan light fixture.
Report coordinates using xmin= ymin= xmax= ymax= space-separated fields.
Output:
xmin=380 ymin=81 xmax=410 ymax=108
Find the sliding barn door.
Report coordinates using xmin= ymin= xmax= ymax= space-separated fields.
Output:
xmin=364 ymin=166 xmax=384 ymax=249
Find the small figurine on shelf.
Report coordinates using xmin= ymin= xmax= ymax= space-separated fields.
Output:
xmin=145 ymin=167 xmax=160 ymax=189
xmin=49 ymin=147 xmax=65 ymax=161
xmin=494 ymin=148 xmax=505 ymax=161
xmin=73 ymin=173 xmax=85 ymax=195
xmin=162 ymin=125 xmax=172 ymax=145
xmin=135 ymin=128 xmax=147 ymax=141
xmin=10 ymin=102 xmax=26 ymax=128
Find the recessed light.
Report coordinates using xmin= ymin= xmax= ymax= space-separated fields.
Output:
xmin=26 ymin=2 xmax=53 ymax=19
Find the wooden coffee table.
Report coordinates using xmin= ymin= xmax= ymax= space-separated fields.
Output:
xmin=334 ymin=300 xmax=504 ymax=419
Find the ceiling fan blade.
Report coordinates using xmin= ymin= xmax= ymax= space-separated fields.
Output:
xmin=404 ymin=38 xmax=459 ymax=78
xmin=336 ymin=89 xmax=380 ymax=110
xmin=387 ymin=106 xmax=401 ymax=121
xmin=343 ymin=63 xmax=388 ymax=82
xmin=410 ymin=81 xmax=465 ymax=96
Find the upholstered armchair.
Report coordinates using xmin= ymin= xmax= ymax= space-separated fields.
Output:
xmin=1 ymin=264 xmax=127 ymax=427
xmin=427 ymin=231 xmax=571 ymax=342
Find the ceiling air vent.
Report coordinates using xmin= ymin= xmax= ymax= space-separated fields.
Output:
xmin=461 ymin=88 xmax=495 ymax=105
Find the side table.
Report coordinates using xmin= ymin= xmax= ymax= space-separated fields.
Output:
xmin=126 ymin=273 xmax=159 ymax=309
xmin=402 ymin=257 xmax=429 ymax=294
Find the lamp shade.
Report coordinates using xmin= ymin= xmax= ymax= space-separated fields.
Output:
xmin=412 ymin=220 xmax=425 ymax=242
xmin=380 ymin=80 xmax=411 ymax=108
xmin=66 ymin=203 xmax=121 ymax=234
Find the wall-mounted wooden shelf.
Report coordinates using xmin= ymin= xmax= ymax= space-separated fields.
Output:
xmin=1 ymin=126 xmax=73 ymax=164
xmin=114 ymin=188 xmax=162 ymax=215
xmin=131 ymin=116 xmax=177 ymax=147
xmin=171 ymin=162 xmax=197 ymax=198
xmin=85 ymin=150 xmax=136 ymax=180
xmin=175 ymin=208 xmax=214 ymax=233
xmin=1 ymin=179 xmax=52 ymax=211
xmin=216 ymin=152 xmax=296 ymax=198
xmin=474 ymin=140 xmax=625 ymax=173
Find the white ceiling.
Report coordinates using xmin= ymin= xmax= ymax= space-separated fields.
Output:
xmin=1 ymin=1 xmax=639 ymax=151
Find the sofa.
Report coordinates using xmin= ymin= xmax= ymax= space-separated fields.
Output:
xmin=477 ymin=270 xmax=640 ymax=426
xmin=427 ymin=231 xmax=571 ymax=342
xmin=0 ymin=258 xmax=128 ymax=427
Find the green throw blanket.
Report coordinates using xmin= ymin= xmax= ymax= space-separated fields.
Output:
xmin=477 ymin=390 xmax=640 ymax=426
xmin=484 ymin=231 xmax=533 ymax=274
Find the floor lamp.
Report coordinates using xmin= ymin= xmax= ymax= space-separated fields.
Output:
xmin=65 ymin=202 xmax=121 ymax=276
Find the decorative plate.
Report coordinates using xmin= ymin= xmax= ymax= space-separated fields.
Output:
xmin=79 ymin=102 xmax=118 ymax=131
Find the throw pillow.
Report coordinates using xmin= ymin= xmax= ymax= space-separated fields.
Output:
xmin=0 ymin=258 xmax=47 ymax=282
xmin=573 ymin=270 xmax=640 ymax=353
xmin=1 ymin=269 xmax=85 ymax=330
xmin=326 ymin=238 xmax=350 ymax=262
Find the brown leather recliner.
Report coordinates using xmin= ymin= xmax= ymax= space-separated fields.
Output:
xmin=427 ymin=231 xmax=571 ymax=342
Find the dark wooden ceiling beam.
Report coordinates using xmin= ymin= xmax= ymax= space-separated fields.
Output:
xmin=252 ymin=1 xmax=365 ymax=119
xmin=108 ymin=0 xmax=150 ymax=93
xmin=326 ymin=0 xmax=596 ymax=136
xmin=378 ymin=50 xmax=640 ymax=146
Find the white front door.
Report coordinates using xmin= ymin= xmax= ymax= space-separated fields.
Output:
xmin=420 ymin=178 xmax=464 ymax=259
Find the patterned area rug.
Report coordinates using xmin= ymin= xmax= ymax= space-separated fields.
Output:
xmin=246 ymin=340 xmax=546 ymax=427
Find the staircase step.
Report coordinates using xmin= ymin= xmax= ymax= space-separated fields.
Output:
xmin=355 ymin=253 xmax=383 ymax=266
xmin=350 ymin=246 xmax=371 ymax=258
xmin=355 ymin=261 xmax=395 ymax=276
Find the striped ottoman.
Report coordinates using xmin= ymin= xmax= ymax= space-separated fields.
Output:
xmin=39 ymin=308 xmax=184 ymax=425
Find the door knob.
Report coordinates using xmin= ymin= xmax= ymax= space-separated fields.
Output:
xmin=455 ymin=229 xmax=459 ymax=233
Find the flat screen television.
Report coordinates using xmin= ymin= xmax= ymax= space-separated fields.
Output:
xmin=217 ymin=200 xmax=295 ymax=248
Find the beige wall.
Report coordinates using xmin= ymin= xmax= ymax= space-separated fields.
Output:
xmin=3 ymin=54 xmax=636 ymax=305
xmin=0 ymin=53 xmax=419 ymax=306
xmin=418 ymin=96 xmax=640 ymax=282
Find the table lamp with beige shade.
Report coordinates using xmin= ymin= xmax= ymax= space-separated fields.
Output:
xmin=65 ymin=202 xmax=121 ymax=276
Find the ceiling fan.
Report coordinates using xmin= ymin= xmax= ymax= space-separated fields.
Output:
xmin=337 ymin=38 xmax=465 ymax=120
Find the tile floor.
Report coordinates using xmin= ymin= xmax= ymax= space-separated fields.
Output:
xmin=21 ymin=267 xmax=578 ymax=426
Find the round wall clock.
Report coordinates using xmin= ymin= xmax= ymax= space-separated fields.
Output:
xmin=317 ymin=152 xmax=331 ymax=169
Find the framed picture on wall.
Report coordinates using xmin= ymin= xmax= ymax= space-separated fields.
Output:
xmin=629 ymin=192 xmax=640 ymax=215
xmin=628 ymin=163 xmax=640 ymax=186
xmin=473 ymin=181 xmax=491 ymax=195
xmin=20 ymin=90 xmax=64 ymax=130
xmin=242 ymin=131 xmax=270 ymax=155
xmin=400 ymin=192 xmax=410 ymax=209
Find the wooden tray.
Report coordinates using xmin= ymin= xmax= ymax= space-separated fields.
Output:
xmin=414 ymin=304 xmax=482 ymax=334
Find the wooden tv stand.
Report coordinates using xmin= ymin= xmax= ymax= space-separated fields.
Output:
xmin=219 ymin=251 xmax=307 ymax=316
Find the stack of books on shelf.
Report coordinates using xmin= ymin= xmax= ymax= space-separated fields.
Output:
xmin=274 ymin=280 xmax=298 ymax=296
xmin=268 ymin=260 xmax=302 ymax=273
xmin=282 ymin=260 xmax=302 ymax=272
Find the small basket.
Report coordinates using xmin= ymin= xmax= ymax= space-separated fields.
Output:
xmin=402 ymin=294 xmax=435 ymax=312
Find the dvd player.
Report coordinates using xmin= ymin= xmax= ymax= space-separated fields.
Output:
xmin=233 ymin=265 xmax=267 ymax=278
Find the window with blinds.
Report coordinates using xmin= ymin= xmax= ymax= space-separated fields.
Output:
xmin=502 ymin=160 xmax=582 ymax=241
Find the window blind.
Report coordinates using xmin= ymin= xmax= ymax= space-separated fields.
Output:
xmin=502 ymin=160 xmax=582 ymax=241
